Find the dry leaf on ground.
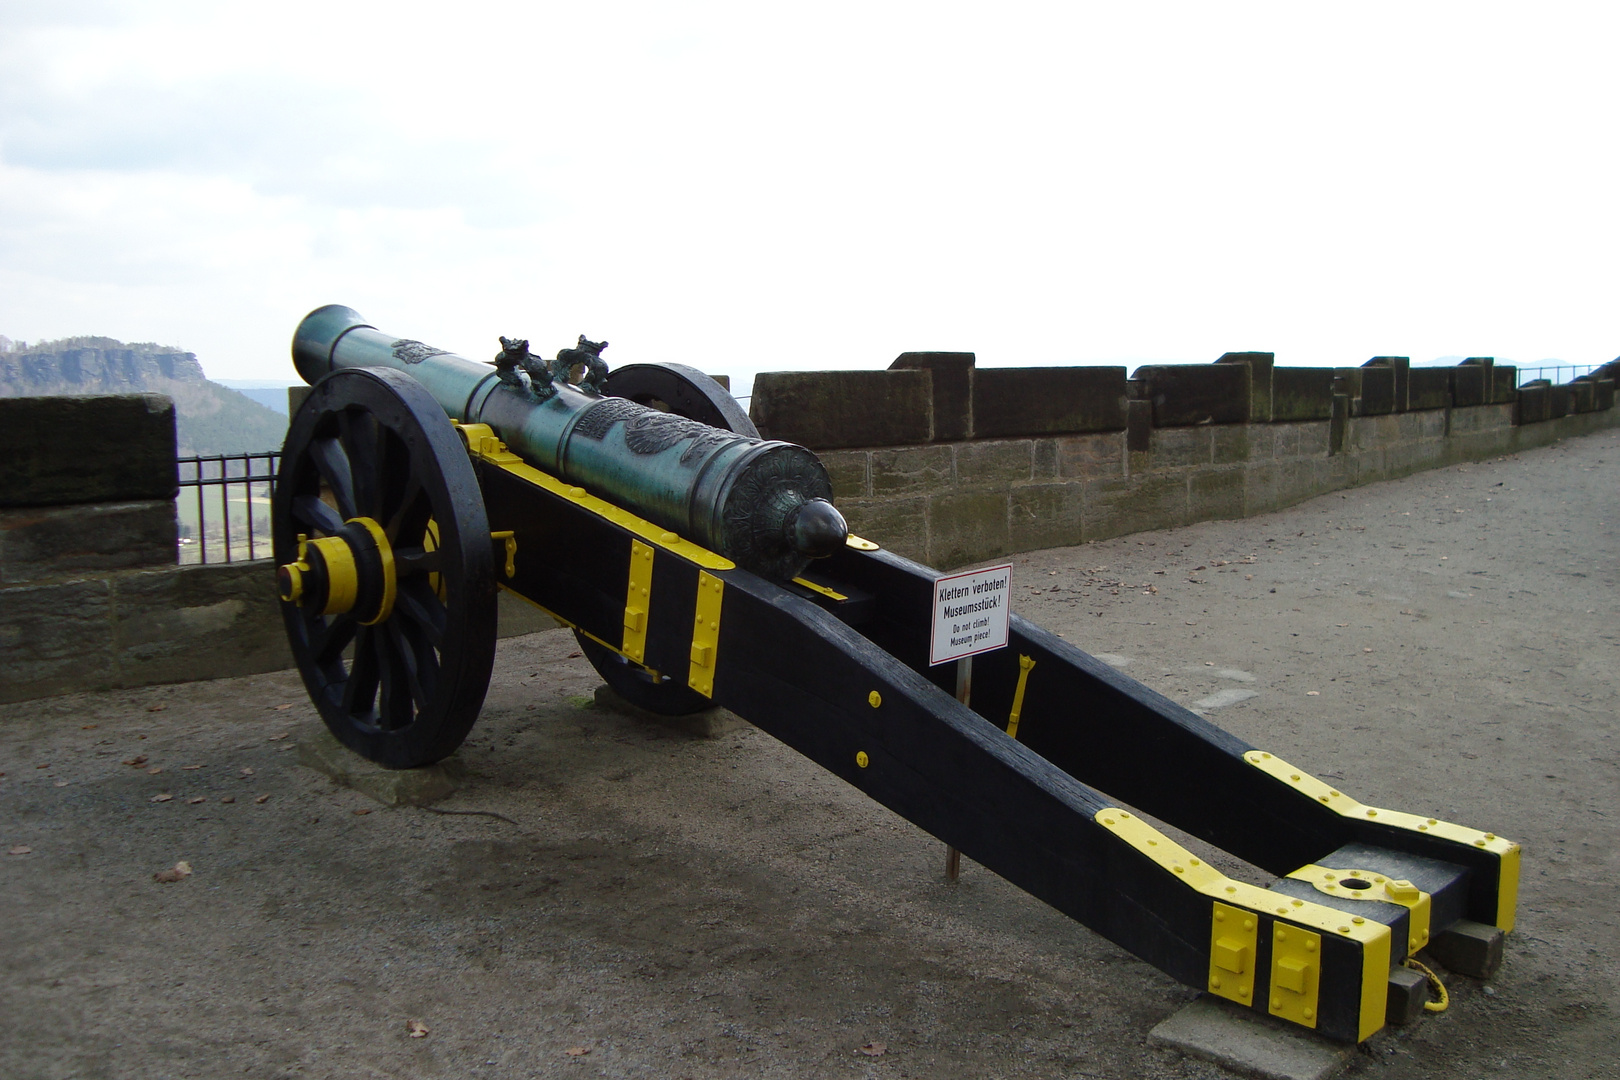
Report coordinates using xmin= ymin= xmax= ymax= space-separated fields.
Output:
xmin=254 ymin=794 xmax=270 ymax=804
xmin=564 ymin=1046 xmax=590 ymax=1056
xmin=858 ymin=1042 xmax=887 ymax=1057
xmin=9 ymin=845 xmax=32 ymax=855
xmin=188 ymin=797 xmax=205 ymax=805
xmin=154 ymin=861 xmax=192 ymax=883
xmin=268 ymin=732 xmax=289 ymax=740
xmin=407 ymin=1019 xmax=429 ymax=1038
xmin=124 ymin=756 xmax=148 ymax=767
xmin=182 ymin=765 xmax=203 ymax=771
xmin=220 ymin=796 xmax=235 ymax=804
xmin=54 ymin=780 xmax=68 ymax=788
xmin=352 ymin=808 xmax=371 ymax=816
xmin=240 ymin=768 xmax=254 ymax=776
xmin=274 ymin=704 xmax=294 ymax=711
xmin=151 ymin=793 xmax=173 ymax=803
xmin=146 ymin=703 xmax=166 ymax=712
xmin=147 ymin=766 xmax=164 ymax=774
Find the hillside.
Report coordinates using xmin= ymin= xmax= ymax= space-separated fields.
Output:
xmin=0 ymin=336 xmax=287 ymax=455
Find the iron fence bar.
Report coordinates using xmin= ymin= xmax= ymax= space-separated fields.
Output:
xmin=176 ymin=450 xmax=282 ymax=565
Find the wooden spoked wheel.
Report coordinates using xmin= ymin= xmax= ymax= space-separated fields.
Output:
xmin=272 ymin=367 xmax=497 ymax=767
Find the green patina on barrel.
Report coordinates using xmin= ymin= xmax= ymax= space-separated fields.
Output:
xmin=291 ymin=305 xmax=845 ymax=580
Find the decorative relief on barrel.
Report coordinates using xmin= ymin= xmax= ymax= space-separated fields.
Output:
xmin=392 ymin=339 xmax=451 ymax=365
xmin=574 ymin=398 xmax=734 ymax=464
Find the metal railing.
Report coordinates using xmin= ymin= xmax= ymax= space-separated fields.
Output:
xmin=176 ymin=452 xmax=280 ymax=565
xmin=1515 ymin=363 xmax=1602 ymax=387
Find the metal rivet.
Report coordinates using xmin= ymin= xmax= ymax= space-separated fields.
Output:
xmin=1474 ymin=839 xmax=1487 ymax=847
xmin=1215 ymin=911 xmax=1225 ymax=922
xmin=1485 ymin=832 xmax=1496 ymax=840
xmin=1330 ymin=790 xmax=1341 ymax=797
xmin=1262 ymin=753 xmax=1272 ymax=759
xmin=1290 ymin=773 xmax=1301 ymax=781
xmin=1303 ymin=1008 xmax=1314 ymax=1020
xmin=1427 ymin=818 xmax=1438 ymax=825
xmin=1225 ymin=885 xmax=1237 ymax=894
xmin=1418 ymin=824 xmax=1429 ymax=831
xmin=1211 ymin=976 xmax=1222 ymax=989
xmin=1243 ymin=919 xmax=1254 ymax=930
xmin=1338 ymin=925 xmax=1351 ymax=933
xmin=661 ymin=531 xmax=679 ymax=543
xmin=1306 ymin=940 xmax=1317 ymax=952
xmin=1189 ymin=858 xmax=1200 ymax=866
xmin=855 ymin=751 xmax=869 ymax=768
xmin=1174 ymin=866 xmax=1185 ymax=874
xmin=1102 ymin=818 xmax=1115 ymax=826
xmin=1272 ymin=997 xmax=1282 ymax=1009
xmin=1291 ymin=899 xmax=1303 ymax=907
xmin=1367 ymin=809 xmax=1378 ymax=817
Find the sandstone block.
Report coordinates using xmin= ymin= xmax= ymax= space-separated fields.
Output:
xmin=1271 ymin=368 xmax=1337 ymax=421
xmin=1134 ymin=363 xmax=1248 ymax=427
xmin=973 ymin=366 xmax=1127 ymax=437
xmin=890 ymin=352 xmax=974 ymax=440
xmin=0 ymin=500 xmax=176 ymax=583
xmin=0 ymin=394 xmax=177 ymax=507
xmin=928 ymin=490 xmax=1009 ymax=569
xmin=750 ymin=369 xmax=932 ymax=449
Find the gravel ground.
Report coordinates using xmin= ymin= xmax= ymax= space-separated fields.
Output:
xmin=3 ymin=429 xmax=1616 ymax=1080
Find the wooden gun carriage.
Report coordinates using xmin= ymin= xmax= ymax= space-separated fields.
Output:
xmin=272 ymin=305 xmax=1517 ymax=1043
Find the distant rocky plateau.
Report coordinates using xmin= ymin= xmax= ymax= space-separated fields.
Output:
xmin=0 ymin=336 xmax=287 ymax=455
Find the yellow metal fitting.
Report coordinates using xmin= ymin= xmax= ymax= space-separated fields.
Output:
xmin=868 ymin=691 xmax=882 ymax=708
xmin=855 ymin=751 xmax=870 ymax=768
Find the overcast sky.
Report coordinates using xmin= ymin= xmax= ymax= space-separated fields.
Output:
xmin=2 ymin=1 xmax=1616 ymax=393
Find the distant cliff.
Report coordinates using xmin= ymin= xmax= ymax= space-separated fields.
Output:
xmin=0 ymin=336 xmax=287 ymax=455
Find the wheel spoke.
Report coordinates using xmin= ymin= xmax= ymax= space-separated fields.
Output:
xmin=309 ymin=614 xmax=358 ymax=665
xmin=394 ymin=547 xmax=443 ymax=578
xmin=384 ymin=474 xmax=425 ymax=541
xmin=386 ymin=618 xmax=438 ymax=714
xmin=394 ymin=578 xmax=446 ymax=647
xmin=375 ymin=628 xmax=414 ymax=730
xmin=338 ymin=410 xmax=382 ymax=518
xmin=342 ymin=626 xmax=380 ymax=717
xmin=310 ymin=437 xmax=359 ymax=519
xmin=292 ymin=493 xmax=345 ymax=536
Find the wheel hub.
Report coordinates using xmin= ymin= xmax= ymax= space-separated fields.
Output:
xmin=278 ymin=516 xmax=397 ymax=625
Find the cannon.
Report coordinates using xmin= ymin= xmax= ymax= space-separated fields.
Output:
xmin=273 ymin=305 xmax=1518 ymax=1044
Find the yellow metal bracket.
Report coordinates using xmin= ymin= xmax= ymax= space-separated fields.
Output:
xmin=688 ymin=571 xmax=724 ymax=697
xmin=1289 ymin=864 xmax=1432 ymax=955
xmin=845 ymin=534 xmax=880 ymax=551
xmin=1006 ymin=654 xmax=1036 ymax=739
xmin=490 ymin=530 xmax=517 ymax=578
xmin=1270 ymin=922 xmax=1323 ymax=1028
xmin=623 ymin=540 xmax=654 ymax=664
xmin=1243 ymin=750 xmax=1520 ymax=932
xmin=1209 ymin=901 xmax=1258 ymax=1007
xmin=1096 ymin=807 xmax=1390 ymax=1042
xmin=791 ymin=576 xmax=849 ymax=601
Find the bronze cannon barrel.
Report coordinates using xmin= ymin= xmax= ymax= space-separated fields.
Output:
xmin=291 ymin=305 xmax=846 ymax=580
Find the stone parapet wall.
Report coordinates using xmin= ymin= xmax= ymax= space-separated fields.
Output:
xmin=824 ymin=403 xmax=1620 ymax=569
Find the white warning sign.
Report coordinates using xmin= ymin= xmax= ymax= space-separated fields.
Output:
xmin=929 ymin=563 xmax=1012 ymax=666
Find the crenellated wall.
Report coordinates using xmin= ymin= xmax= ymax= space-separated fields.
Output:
xmin=751 ymin=353 xmax=1620 ymax=568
